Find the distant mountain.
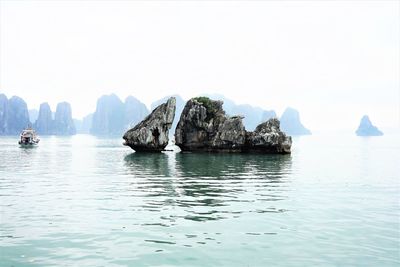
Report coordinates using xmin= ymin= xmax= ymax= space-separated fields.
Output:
xmin=33 ymin=101 xmax=76 ymax=135
xmin=261 ymin=110 xmax=277 ymax=122
xmin=91 ymin=94 xmax=148 ymax=135
xmin=74 ymin=113 xmax=93 ymax=134
xmin=151 ymin=94 xmax=185 ymax=136
xmin=53 ymin=102 xmax=76 ymax=135
xmin=202 ymin=93 xmax=275 ymax=130
xmin=124 ymin=96 xmax=149 ymax=129
xmin=280 ymin=107 xmax=311 ymax=135
xmin=356 ymin=115 xmax=383 ymax=136
xmin=34 ymin=102 xmax=53 ymax=134
xmin=29 ymin=109 xmax=39 ymax=123
xmin=0 ymin=94 xmax=8 ymax=134
xmin=0 ymin=94 xmax=30 ymax=135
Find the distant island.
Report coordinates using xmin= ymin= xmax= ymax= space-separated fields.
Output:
xmin=356 ymin=115 xmax=383 ymax=136
xmin=0 ymin=92 xmax=311 ymax=137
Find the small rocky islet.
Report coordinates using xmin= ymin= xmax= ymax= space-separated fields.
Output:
xmin=123 ymin=96 xmax=292 ymax=154
xmin=356 ymin=115 xmax=383 ymax=136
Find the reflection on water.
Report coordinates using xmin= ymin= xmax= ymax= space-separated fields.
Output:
xmin=123 ymin=152 xmax=292 ymax=222
xmin=1 ymin=135 xmax=399 ymax=267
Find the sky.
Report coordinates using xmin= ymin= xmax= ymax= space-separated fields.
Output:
xmin=1 ymin=0 xmax=399 ymax=131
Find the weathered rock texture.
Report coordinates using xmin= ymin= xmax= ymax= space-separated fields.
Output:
xmin=356 ymin=115 xmax=383 ymax=136
xmin=175 ymin=97 xmax=292 ymax=153
xmin=123 ymin=97 xmax=176 ymax=152
xmin=151 ymin=95 xmax=185 ymax=138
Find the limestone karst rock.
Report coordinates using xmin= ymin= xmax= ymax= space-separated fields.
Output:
xmin=123 ymin=97 xmax=176 ymax=152
xmin=356 ymin=115 xmax=383 ymax=136
xmin=91 ymin=94 xmax=124 ymax=135
xmin=91 ymin=94 xmax=148 ymax=135
xmin=280 ymin=107 xmax=311 ymax=135
xmin=53 ymin=102 xmax=76 ymax=135
xmin=34 ymin=102 xmax=53 ymax=135
xmin=2 ymin=96 xmax=30 ymax=135
xmin=175 ymin=97 xmax=291 ymax=153
xmin=151 ymin=95 xmax=185 ymax=138
xmin=124 ymin=96 xmax=149 ymax=129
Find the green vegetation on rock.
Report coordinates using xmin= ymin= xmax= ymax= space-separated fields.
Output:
xmin=192 ymin=96 xmax=220 ymax=122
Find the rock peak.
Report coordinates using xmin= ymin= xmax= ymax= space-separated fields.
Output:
xmin=175 ymin=97 xmax=291 ymax=153
xmin=123 ymin=97 xmax=176 ymax=152
xmin=356 ymin=115 xmax=383 ymax=136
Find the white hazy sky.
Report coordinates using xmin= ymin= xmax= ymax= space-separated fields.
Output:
xmin=1 ymin=0 xmax=399 ymax=131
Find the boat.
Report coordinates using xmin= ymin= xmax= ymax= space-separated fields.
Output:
xmin=18 ymin=127 xmax=40 ymax=146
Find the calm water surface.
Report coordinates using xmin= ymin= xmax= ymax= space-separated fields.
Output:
xmin=0 ymin=134 xmax=399 ymax=266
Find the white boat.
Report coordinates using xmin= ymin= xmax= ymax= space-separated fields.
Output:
xmin=18 ymin=127 xmax=40 ymax=146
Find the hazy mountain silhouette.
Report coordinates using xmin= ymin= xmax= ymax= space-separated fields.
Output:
xmin=280 ymin=107 xmax=311 ymax=135
xmin=91 ymin=94 xmax=149 ymax=135
xmin=356 ymin=115 xmax=383 ymax=136
xmin=0 ymin=94 xmax=30 ymax=135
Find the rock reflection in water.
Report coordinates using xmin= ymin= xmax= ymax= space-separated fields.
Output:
xmin=123 ymin=152 xmax=292 ymax=222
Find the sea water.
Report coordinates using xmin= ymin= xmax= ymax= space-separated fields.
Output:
xmin=0 ymin=133 xmax=399 ymax=266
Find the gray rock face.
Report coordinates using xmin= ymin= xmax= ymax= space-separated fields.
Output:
xmin=280 ymin=107 xmax=311 ymax=135
xmin=151 ymin=95 xmax=185 ymax=138
xmin=175 ymin=97 xmax=291 ymax=153
xmin=123 ymin=97 xmax=176 ymax=152
xmin=245 ymin=118 xmax=292 ymax=153
xmin=53 ymin=102 xmax=76 ymax=135
xmin=34 ymin=103 xmax=53 ymax=134
xmin=356 ymin=115 xmax=383 ymax=136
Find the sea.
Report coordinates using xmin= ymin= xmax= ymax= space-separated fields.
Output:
xmin=0 ymin=133 xmax=399 ymax=266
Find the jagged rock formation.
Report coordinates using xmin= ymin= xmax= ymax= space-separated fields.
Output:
xmin=53 ymin=102 xmax=76 ymax=135
xmin=356 ymin=115 xmax=383 ymax=136
xmin=34 ymin=103 xmax=53 ymax=134
xmin=175 ymin=97 xmax=291 ymax=153
xmin=91 ymin=94 xmax=148 ymax=135
xmin=151 ymin=95 xmax=185 ymax=137
xmin=32 ymin=101 xmax=76 ymax=135
xmin=0 ymin=95 xmax=30 ymax=135
xmin=123 ymin=97 xmax=176 ymax=152
xmin=245 ymin=118 xmax=292 ymax=153
xmin=280 ymin=107 xmax=311 ymax=135
xmin=203 ymin=93 xmax=277 ymax=130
